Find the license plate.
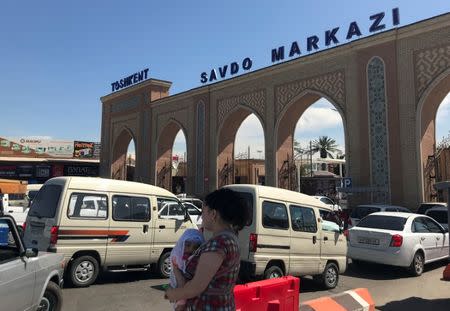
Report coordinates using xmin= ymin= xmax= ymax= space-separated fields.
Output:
xmin=31 ymin=226 xmax=43 ymax=234
xmin=358 ymin=237 xmax=379 ymax=245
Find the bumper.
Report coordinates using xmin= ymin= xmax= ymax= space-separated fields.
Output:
xmin=348 ymin=245 xmax=412 ymax=267
xmin=239 ymin=260 xmax=256 ymax=280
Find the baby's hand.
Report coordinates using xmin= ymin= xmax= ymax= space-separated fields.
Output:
xmin=171 ymin=257 xmax=178 ymax=269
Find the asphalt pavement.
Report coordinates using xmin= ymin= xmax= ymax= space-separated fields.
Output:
xmin=62 ymin=260 xmax=450 ymax=311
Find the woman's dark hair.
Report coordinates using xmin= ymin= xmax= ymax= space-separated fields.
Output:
xmin=205 ymin=188 xmax=250 ymax=231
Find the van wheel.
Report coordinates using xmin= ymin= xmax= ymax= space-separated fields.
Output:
xmin=264 ymin=265 xmax=284 ymax=279
xmin=37 ymin=281 xmax=62 ymax=311
xmin=316 ymin=262 xmax=339 ymax=289
xmin=409 ymin=252 xmax=424 ymax=277
xmin=69 ymin=255 xmax=99 ymax=287
xmin=157 ymin=252 xmax=171 ymax=278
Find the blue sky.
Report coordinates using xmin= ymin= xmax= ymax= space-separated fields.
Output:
xmin=0 ymin=1 xmax=449 ymax=158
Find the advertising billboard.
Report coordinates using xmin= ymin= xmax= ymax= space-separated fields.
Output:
xmin=0 ymin=137 xmax=74 ymax=158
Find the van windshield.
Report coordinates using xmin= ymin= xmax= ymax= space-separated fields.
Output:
xmin=28 ymin=184 xmax=62 ymax=218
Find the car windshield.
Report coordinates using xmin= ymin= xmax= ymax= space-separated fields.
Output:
xmin=357 ymin=215 xmax=407 ymax=231
xmin=28 ymin=184 xmax=62 ymax=218
xmin=427 ymin=211 xmax=448 ymax=224
xmin=351 ymin=206 xmax=381 ymax=219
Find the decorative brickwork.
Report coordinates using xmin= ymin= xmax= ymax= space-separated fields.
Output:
xmin=367 ymin=57 xmax=390 ymax=204
xmin=217 ymin=90 xmax=265 ymax=127
xmin=275 ymin=71 xmax=345 ymax=115
xmin=415 ymin=45 xmax=450 ymax=99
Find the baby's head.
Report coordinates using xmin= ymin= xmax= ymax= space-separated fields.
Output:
xmin=183 ymin=239 xmax=201 ymax=259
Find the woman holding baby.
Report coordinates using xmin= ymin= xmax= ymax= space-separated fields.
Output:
xmin=165 ymin=188 xmax=250 ymax=311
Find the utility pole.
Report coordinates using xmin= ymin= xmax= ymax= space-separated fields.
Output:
xmin=247 ymin=146 xmax=250 ymax=184
xmin=310 ymin=140 xmax=313 ymax=177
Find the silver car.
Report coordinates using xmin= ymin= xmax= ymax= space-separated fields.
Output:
xmin=0 ymin=214 xmax=64 ymax=311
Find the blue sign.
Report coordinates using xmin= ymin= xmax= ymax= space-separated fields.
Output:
xmin=111 ymin=68 xmax=149 ymax=92
xmin=342 ymin=178 xmax=352 ymax=188
xmin=200 ymin=7 xmax=400 ymax=84
xmin=271 ymin=8 xmax=400 ymax=63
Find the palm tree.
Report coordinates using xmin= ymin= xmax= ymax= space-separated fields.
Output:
xmin=311 ymin=136 xmax=341 ymax=158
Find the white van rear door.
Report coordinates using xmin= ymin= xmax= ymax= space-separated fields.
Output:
xmin=24 ymin=183 xmax=64 ymax=251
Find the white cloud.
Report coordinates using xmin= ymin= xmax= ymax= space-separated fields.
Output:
xmin=295 ymin=107 xmax=342 ymax=134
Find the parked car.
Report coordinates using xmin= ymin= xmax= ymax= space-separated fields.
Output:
xmin=348 ymin=212 xmax=449 ymax=276
xmin=314 ymin=196 xmax=342 ymax=212
xmin=0 ymin=214 xmax=64 ymax=311
xmin=417 ymin=202 xmax=447 ymax=215
xmin=349 ymin=204 xmax=411 ymax=228
xmin=24 ymin=177 xmax=197 ymax=287
xmin=183 ymin=202 xmax=202 ymax=226
xmin=425 ymin=206 xmax=448 ymax=230
xmin=223 ymin=184 xmax=347 ymax=289
xmin=177 ymin=194 xmax=204 ymax=210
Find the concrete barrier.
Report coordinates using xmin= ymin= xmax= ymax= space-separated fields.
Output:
xmin=443 ymin=264 xmax=450 ymax=281
xmin=300 ymin=288 xmax=375 ymax=311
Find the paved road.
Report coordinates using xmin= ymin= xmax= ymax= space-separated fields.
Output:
xmin=63 ymin=260 xmax=450 ymax=311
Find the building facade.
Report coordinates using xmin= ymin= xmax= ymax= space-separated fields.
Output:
xmin=100 ymin=14 xmax=450 ymax=208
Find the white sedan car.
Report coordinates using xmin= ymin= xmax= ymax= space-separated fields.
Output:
xmin=348 ymin=212 xmax=449 ymax=276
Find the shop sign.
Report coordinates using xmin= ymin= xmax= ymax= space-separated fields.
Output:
xmin=36 ymin=166 xmax=51 ymax=178
xmin=73 ymin=141 xmax=97 ymax=158
xmin=64 ymin=165 xmax=99 ymax=177
xmin=200 ymin=8 xmax=400 ymax=84
xmin=111 ymin=68 xmax=149 ymax=92
xmin=0 ymin=165 xmax=16 ymax=178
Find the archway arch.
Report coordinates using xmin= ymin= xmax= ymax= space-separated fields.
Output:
xmin=275 ymin=90 xmax=347 ymax=191
xmin=417 ymin=70 xmax=450 ymax=201
xmin=111 ymin=127 xmax=136 ymax=180
xmin=216 ymin=105 xmax=266 ymax=187
xmin=156 ymin=120 xmax=188 ymax=192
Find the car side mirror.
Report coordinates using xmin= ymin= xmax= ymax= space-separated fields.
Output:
xmin=24 ymin=248 xmax=38 ymax=258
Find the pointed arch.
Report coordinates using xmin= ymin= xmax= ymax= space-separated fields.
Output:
xmin=111 ymin=126 xmax=137 ymax=180
xmin=216 ymin=104 xmax=266 ymax=188
xmin=416 ymin=68 xmax=450 ymax=201
xmin=155 ymin=118 xmax=188 ymax=192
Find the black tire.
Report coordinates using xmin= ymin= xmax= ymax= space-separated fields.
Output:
xmin=38 ymin=281 xmax=62 ymax=311
xmin=315 ymin=262 xmax=339 ymax=289
xmin=409 ymin=252 xmax=424 ymax=277
xmin=68 ymin=255 xmax=99 ymax=287
xmin=157 ymin=252 xmax=172 ymax=278
xmin=264 ymin=265 xmax=284 ymax=279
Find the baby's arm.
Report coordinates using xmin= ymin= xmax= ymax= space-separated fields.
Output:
xmin=172 ymin=259 xmax=186 ymax=288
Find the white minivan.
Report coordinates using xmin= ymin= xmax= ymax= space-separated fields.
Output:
xmin=24 ymin=177 xmax=197 ymax=287
xmin=224 ymin=185 xmax=347 ymax=289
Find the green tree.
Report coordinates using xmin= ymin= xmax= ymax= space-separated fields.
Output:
xmin=311 ymin=136 xmax=341 ymax=158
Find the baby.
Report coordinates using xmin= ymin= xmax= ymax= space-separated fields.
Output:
xmin=169 ymin=229 xmax=204 ymax=311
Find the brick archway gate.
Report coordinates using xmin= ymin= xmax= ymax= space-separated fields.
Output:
xmin=101 ymin=15 xmax=450 ymax=208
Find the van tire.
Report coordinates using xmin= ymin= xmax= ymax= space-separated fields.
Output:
xmin=316 ymin=262 xmax=339 ymax=289
xmin=157 ymin=252 xmax=171 ymax=278
xmin=38 ymin=281 xmax=62 ymax=311
xmin=264 ymin=265 xmax=284 ymax=279
xmin=68 ymin=255 xmax=99 ymax=287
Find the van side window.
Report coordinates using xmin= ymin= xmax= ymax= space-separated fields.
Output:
xmin=289 ymin=205 xmax=317 ymax=233
xmin=262 ymin=201 xmax=288 ymax=230
xmin=112 ymin=196 xmax=150 ymax=222
xmin=67 ymin=193 xmax=108 ymax=219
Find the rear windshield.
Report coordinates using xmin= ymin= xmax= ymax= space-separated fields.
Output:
xmin=28 ymin=184 xmax=62 ymax=218
xmin=236 ymin=192 xmax=253 ymax=226
xmin=351 ymin=206 xmax=381 ymax=219
xmin=427 ymin=211 xmax=448 ymax=224
xmin=357 ymin=215 xmax=407 ymax=231
xmin=28 ymin=190 xmax=39 ymax=201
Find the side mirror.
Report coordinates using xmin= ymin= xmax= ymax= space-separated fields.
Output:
xmin=24 ymin=248 xmax=38 ymax=258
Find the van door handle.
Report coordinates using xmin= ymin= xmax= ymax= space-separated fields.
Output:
xmin=313 ymin=236 xmax=317 ymax=244
xmin=159 ymin=225 xmax=166 ymax=229
xmin=324 ymin=236 xmax=329 ymax=241
xmin=436 ymin=237 xmax=440 ymax=241
xmin=143 ymin=224 xmax=148 ymax=233
xmin=420 ymin=237 xmax=425 ymax=241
